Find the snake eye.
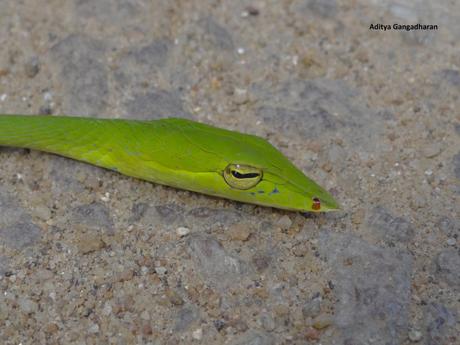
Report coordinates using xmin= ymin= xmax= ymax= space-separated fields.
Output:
xmin=223 ymin=164 xmax=262 ymax=190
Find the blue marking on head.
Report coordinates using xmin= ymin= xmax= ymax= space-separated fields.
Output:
xmin=269 ymin=187 xmax=280 ymax=195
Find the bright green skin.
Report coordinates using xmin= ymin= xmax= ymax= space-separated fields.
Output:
xmin=0 ymin=115 xmax=339 ymax=212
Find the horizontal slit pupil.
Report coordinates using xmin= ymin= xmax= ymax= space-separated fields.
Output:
xmin=231 ymin=170 xmax=260 ymax=179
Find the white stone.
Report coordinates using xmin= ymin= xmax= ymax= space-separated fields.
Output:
xmin=176 ymin=227 xmax=191 ymax=237
xmin=192 ymin=328 xmax=203 ymax=340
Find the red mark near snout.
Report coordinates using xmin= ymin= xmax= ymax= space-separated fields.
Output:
xmin=312 ymin=197 xmax=321 ymax=211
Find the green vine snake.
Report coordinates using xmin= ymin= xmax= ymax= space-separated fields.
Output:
xmin=0 ymin=115 xmax=339 ymax=212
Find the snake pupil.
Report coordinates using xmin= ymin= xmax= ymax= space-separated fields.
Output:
xmin=231 ymin=170 xmax=260 ymax=179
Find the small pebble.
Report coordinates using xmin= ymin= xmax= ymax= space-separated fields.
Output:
xmin=214 ymin=319 xmax=226 ymax=332
xmin=233 ymin=87 xmax=249 ymax=105
xmin=102 ymin=302 xmax=112 ymax=316
xmin=113 ymin=269 xmax=134 ymax=283
xmin=140 ymin=310 xmax=150 ymax=320
xmin=45 ymin=323 xmax=59 ymax=334
xmin=242 ymin=6 xmax=259 ymax=17
xmin=176 ymin=226 xmax=191 ymax=237
xmin=408 ymin=328 xmax=423 ymax=342
xmin=312 ymin=314 xmax=333 ymax=329
xmin=446 ymin=238 xmax=456 ymax=246
xmin=305 ymin=327 xmax=320 ymax=341
xmin=261 ymin=312 xmax=276 ymax=331
xmin=32 ymin=205 xmax=52 ymax=221
xmin=76 ymin=234 xmax=106 ymax=254
xmin=39 ymin=105 xmax=53 ymax=114
xmin=155 ymin=266 xmax=167 ymax=276
xmin=19 ymin=297 xmax=38 ymax=314
xmin=423 ymin=143 xmax=443 ymax=158
xmin=321 ymin=162 xmax=333 ymax=172
xmin=24 ymin=56 xmax=40 ymax=78
xmin=192 ymin=328 xmax=203 ymax=340
xmin=88 ymin=323 xmax=99 ymax=334
xmin=230 ymin=318 xmax=248 ymax=332
xmin=228 ymin=223 xmax=251 ymax=241
xmin=277 ymin=215 xmax=292 ymax=230
xmin=292 ymin=242 xmax=309 ymax=257
xmin=141 ymin=322 xmax=153 ymax=335
xmin=17 ymin=270 xmax=26 ymax=280
xmin=43 ymin=91 xmax=53 ymax=102
xmin=166 ymin=289 xmax=184 ymax=306
xmin=351 ymin=209 xmax=365 ymax=225
xmin=302 ymin=297 xmax=321 ymax=318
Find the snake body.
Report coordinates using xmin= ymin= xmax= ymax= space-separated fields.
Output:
xmin=0 ymin=115 xmax=339 ymax=212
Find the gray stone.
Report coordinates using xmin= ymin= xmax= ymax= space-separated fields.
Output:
xmin=306 ymin=0 xmax=337 ymax=17
xmin=154 ymin=203 xmax=185 ymax=224
xmin=75 ymin=0 xmax=141 ymax=22
xmin=0 ymin=187 xmax=27 ymax=225
xmin=376 ymin=109 xmax=395 ymax=121
xmin=260 ymin=313 xmax=276 ymax=331
xmin=253 ymin=79 xmax=380 ymax=149
xmin=425 ymin=303 xmax=457 ymax=345
xmin=453 ymin=152 xmax=460 ymax=179
xmin=423 ymin=143 xmax=443 ymax=158
xmin=125 ymin=41 xmax=169 ymax=69
xmin=318 ymin=232 xmax=412 ymax=345
xmin=446 ymin=238 xmax=456 ymax=246
xmin=0 ymin=256 xmax=9 ymax=276
xmin=0 ymin=221 xmax=42 ymax=249
xmin=129 ymin=202 xmax=149 ymax=222
xmin=116 ymin=40 xmax=169 ymax=80
xmin=251 ymin=252 xmax=273 ymax=272
xmin=437 ymin=216 xmax=459 ymax=236
xmin=0 ymin=187 xmax=42 ymax=249
xmin=50 ymin=34 xmax=108 ymax=115
xmin=174 ymin=305 xmax=199 ymax=332
xmin=24 ymin=56 xmax=40 ymax=78
xmin=114 ymin=40 xmax=171 ymax=99
xmin=435 ymin=249 xmax=460 ymax=287
xmin=439 ymin=69 xmax=460 ymax=87
xmin=408 ymin=328 xmax=423 ymax=342
xmin=71 ymin=202 xmax=113 ymax=232
xmin=277 ymin=215 xmax=292 ymax=230
xmin=229 ymin=330 xmax=274 ymax=345
xmin=187 ymin=207 xmax=242 ymax=228
xmin=199 ymin=17 xmax=234 ymax=51
xmin=130 ymin=203 xmax=184 ymax=228
xmin=123 ymin=89 xmax=191 ymax=120
xmin=18 ymin=297 xmax=38 ymax=314
xmin=302 ymin=295 xmax=322 ymax=318
xmin=49 ymin=155 xmax=103 ymax=194
xmin=366 ymin=206 xmax=414 ymax=244
xmin=186 ymin=234 xmax=251 ymax=289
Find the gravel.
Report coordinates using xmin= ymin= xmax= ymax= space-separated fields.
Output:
xmin=0 ymin=0 xmax=459 ymax=343
xmin=319 ymin=231 xmax=412 ymax=344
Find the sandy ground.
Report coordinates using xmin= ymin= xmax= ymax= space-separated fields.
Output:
xmin=0 ymin=1 xmax=459 ymax=344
